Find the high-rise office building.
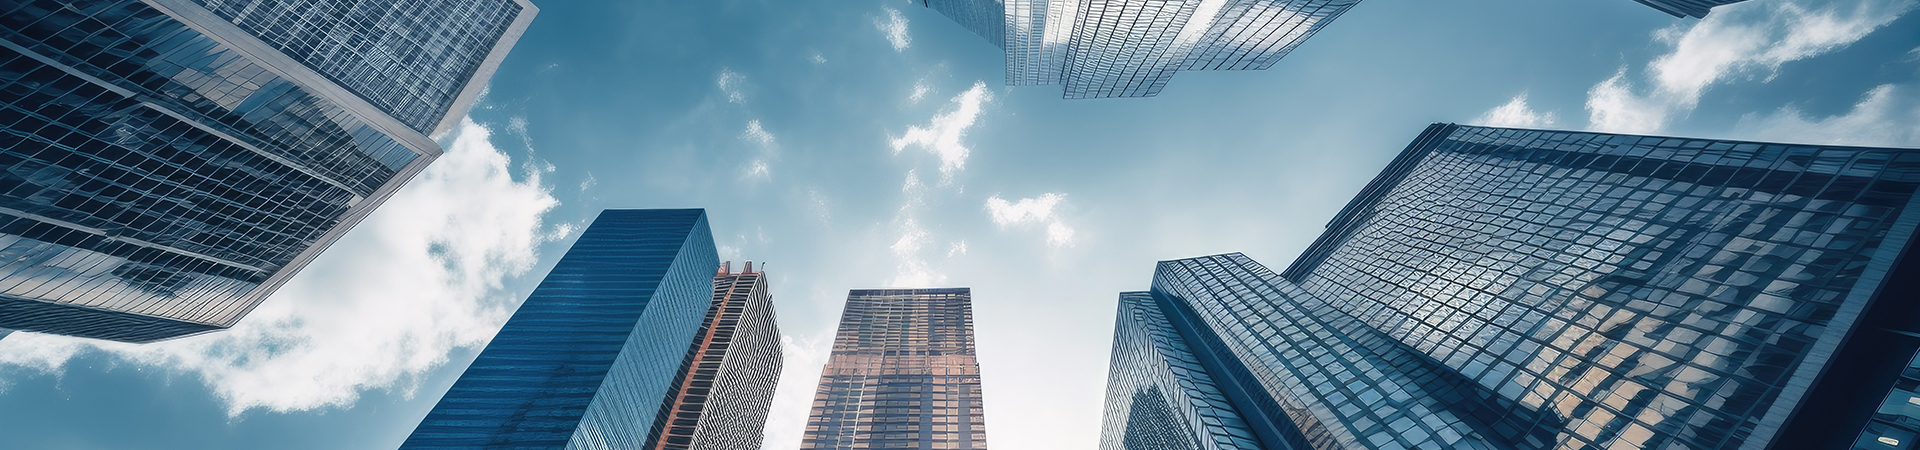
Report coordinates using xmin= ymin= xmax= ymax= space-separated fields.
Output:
xmin=407 ymin=209 xmax=784 ymax=449
xmin=1632 ymin=0 xmax=1750 ymax=18
xmin=1101 ymin=124 xmax=1920 ymax=449
xmin=649 ymin=260 xmax=782 ymax=450
xmin=921 ymin=0 xmax=1359 ymax=98
xmin=0 ymin=0 xmax=535 ymax=342
xmin=802 ymin=288 xmax=989 ymax=449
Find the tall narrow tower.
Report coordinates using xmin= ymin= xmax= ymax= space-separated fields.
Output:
xmin=802 ymin=288 xmax=989 ymax=449
xmin=649 ymin=260 xmax=782 ymax=450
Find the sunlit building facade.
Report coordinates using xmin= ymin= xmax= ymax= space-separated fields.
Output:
xmin=1102 ymin=124 xmax=1920 ymax=449
xmin=403 ymin=209 xmax=724 ymax=449
xmin=920 ymin=0 xmax=1360 ymax=98
xmin=802 ymin=288 xmax=989 ymax=449
xmin=649 ymin=261 xmax=782 ymax=450
xmin=0 ymin=0 xmax=535 ymax=342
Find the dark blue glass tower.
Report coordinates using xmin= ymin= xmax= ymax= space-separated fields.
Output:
xmin=0 ymin=0 xmax=534 ymax=342
xmin=402 ymin=209 xmax=721 ymax=449
xmin=1103 ymin=124 xmax=1920 ymax=449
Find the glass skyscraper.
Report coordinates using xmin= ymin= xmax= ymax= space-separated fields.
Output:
xmin=0 ymin=0 xmax=535 ymax=342
xmin=921 ymin=0 xmax=1360 ymax=98
xmin=649 ymin=260 xmax=782 ymax=450
xmin=1632 ymin=0 xmax=1750 ymax=18
xmin=801 ymin=288 xmax=989 ymax=449
xmin=1101 ymin=124 xmax=1920 ymax=449
xmin=404 ymin=209 xmax=741 ymax=449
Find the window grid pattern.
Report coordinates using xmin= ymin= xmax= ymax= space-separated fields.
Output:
xmin=919 ymin=0 xmax=1360 ymax=98
xmin=0 ymin=0 xmax=446 ymax=342
xmin=1288 ymin=125 xmax=1920 ymax=449
xmin=1100 ymin=291 xmax=1264 ymax=450
xmin=185 ymin=0 xmax=523 ymax=132
xmin=802 ymin=288 xmax=988 ymax=450
xmin=926 ymin=0 xmax=1005 ymax=50
xmin=1853 ymin=351 xmax=1920 ymax=449
xmin=1156 ymin=255 xmax=1549 ymax=450
xmin=647 ymin=268 xmax=782 ymax=450
xmin=402 ymin=210 xmax=720 ymax=450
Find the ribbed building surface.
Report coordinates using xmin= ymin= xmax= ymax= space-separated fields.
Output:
xmin=647 ymin=262 xmax=782 ymax=450
xmin=1631 ymin=0 xmax=1750 ymax=18
xmin=0 ymin=0 xmax=533 ymax=342
xmin=802 ymin=288 xmax=989 ymax=449
xmin=1101 ymin=291 xmax=1266 ymax=450
xmin=1104 ymin=124 xmax=1920 ymax=449
xmin=922 ymin=0 xmax=1359 ymax=98
xmin=402 ymin=209 xmax=720 ymax=449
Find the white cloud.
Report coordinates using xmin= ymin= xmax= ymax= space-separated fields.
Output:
xmin=1584 ymin=0 xmax=1914 ymax=133
xmin=762 ymin=334 xmax=830 ymax=450
xmin=1473 ymin=93 xmax=1557 ymax=128
xmin=986 ymin=193 xmax=1076 ymax=248
xmin=874 ymin=7 xmax=911 ymax=51
xmin=909 ymin=80 xmax=932 ymax=104
xmin=0 ymin=117 xmax=564 ymax=415
xmin=1734 ymin=84 xmax=1920 ymax=147
xmin=742 ymin=120 xmax=778 ymax=180
xmin=891 ymin=82 xmax=991 ymax=180
xmin=719 ymin=69 xmax=747 ymax=103
xmin=744 ymin=120 xmax=776 ymax=146
xmin=889 ymin=171 xmax=945 ymax=287
xmin=806 ymin=188 xmax=832 ymax=224
xmin=811 ymin=53 xmax=828 ymax=64
xmin=579 ymin=173 xmax=597 ymax=193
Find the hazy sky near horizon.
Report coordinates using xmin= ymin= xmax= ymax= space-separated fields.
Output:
xmin=2 ymin=0 xmax=1918 ymax=449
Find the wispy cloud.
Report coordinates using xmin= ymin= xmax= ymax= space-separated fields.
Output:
xmin=744 ymin=119 xmax=776 ymax=146
xmin=579 ymin=173 xmax=597 ymax=193
xmin=1734 ymin=84 xmax=1920 ymax=146
xmin=1473 ymin=93 xmax=1557 ymax=128
xmin=874 ymin=7 xmax=911 ymax=51
xmin=741 ymin=120 xmax=778 ymax=180
xmin=719 ymin=69 xmax=747 ymax=104
xmin=891 ymin=82 xmax=991 ymax=180
xmin=908 ymin=80 xmax=932 ymax=104
xmin=987 ymin=193 xmax=1076 ymax=248
xmin=1585 ymin=0 xmax=1914 ymax=133
xmin=0 ymin=117 xmax=564 ymax=415
xmin=890 ymin=170 xmax=945 ymax=286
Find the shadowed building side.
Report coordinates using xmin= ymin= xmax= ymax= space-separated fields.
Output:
xmin=0 ymin=0 xmax=534 ymax=342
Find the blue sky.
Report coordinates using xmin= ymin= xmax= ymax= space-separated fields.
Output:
xmin=2 ymin=0 xmax=1918 ymax=449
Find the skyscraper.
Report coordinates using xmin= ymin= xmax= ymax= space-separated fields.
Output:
xmin=921 ymin=0 xmax=1360 ymax=98
xmin=0 ymin=0 xmax=535 ymax=342
xmin=1101 ymin=124 xmax=1920 ymax=449
xmin=1632 ymin=0 xmax=1750 ymax=18
xmin=802 ymin=288 xmax=989 ymax=449
xmin=407 ymin=209 xmax=786 ymax=449
xmin=650 ymin=260 xmax=782 ymax=450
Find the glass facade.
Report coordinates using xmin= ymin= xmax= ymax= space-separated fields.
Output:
xmin=1101 ymin=291 xmax=1266 ymax=450
xmin=920 ymin=0 xmax=1359 ymax=98
xmin=1109 ymin=124 xmax=1920 ymax=449
xmin=0 ymin=0 xmax=530 ymax=342
xmin=178 ymin=0 xmax=529 ymax=133
xmin=648 ymin=262 xmax=782 ymax=450
xmin=403 ymin=209 xmax=722 ymax=450
xmin=801 ymin=288 xmax=989 ymax=450
xmin=1630 ymin=0 xmax=1750 ymax=18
